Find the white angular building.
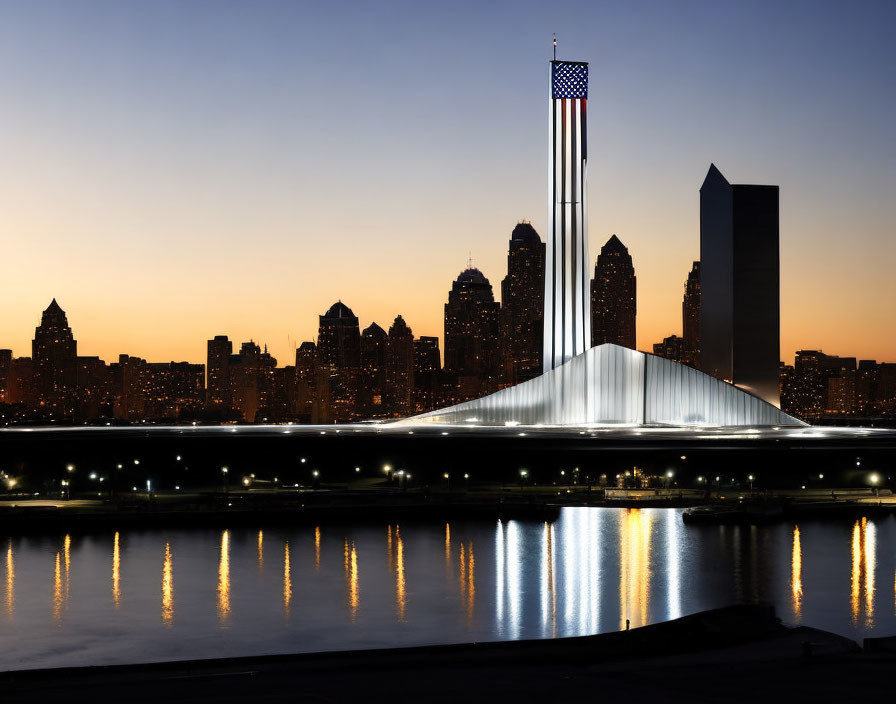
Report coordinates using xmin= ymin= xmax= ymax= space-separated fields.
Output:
xmin=405 ymin=344 xmax=803 ymax=427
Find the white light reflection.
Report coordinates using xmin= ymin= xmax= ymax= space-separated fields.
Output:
xmin=506 ymin=520 xmax=521 ymax=640
xmin=665 ymin=509 xmax=682 ymax=621
xmin=495 ymin=520 xmax=504 ymax=637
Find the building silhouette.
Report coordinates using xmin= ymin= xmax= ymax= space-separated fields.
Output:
xmin=206 ymin=335 xmax=233 ymax=411
xmin=682 ymin=261 xmax=701 ymax=367
xmin=317 ymin=301 xmax=361 ymax=422
xmin=444 ymin=268 xmax=501 ymax=400
xmin=591 ymin=235 xmax=637 ymax=350
xmin=413 ymin=336 xmax=441 ymax=412
xmin=386 ymin=315 xmax=415 ymax=417
xmin=653 ymin=335 xmax=692 ymax=366
xmin=0 ymin=349 xmax=11 ymax=404
xmin=32 ymin=299 xmax=77 ymax=417
xmin=700 ymin=164 xmax=780 ymax=406
xmin=359 ymin=322 xmax=387 ymax=418
xmin=500 ymin=222 xmax=545 ymax=386
xmin=294 ymin=341 xmax=319 ymax=423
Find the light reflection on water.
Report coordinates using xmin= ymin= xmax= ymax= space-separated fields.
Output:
xmin=792 ymin=525 xmax=802 ymax=623
xmin=0 ymin=507 xmax=894 ymax=671
xmin=161 ymin=543 xmax=173 ymax=626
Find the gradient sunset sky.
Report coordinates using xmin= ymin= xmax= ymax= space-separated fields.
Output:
xmin=1 ymin=0 xmax=894 ymax=366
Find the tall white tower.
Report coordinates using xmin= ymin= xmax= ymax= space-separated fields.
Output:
xmin=543 ymin=59 xmax=591 ymax=372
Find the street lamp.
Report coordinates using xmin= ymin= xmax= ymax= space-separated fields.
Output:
xmin=443 ymin=472 xmax=450 ymax=491
xmin=519 ymin=469 xmax=528 ymax=492
xmin=221 ymin=466 xmax=229 ymax=494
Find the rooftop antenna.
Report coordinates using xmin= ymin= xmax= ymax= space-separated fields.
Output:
xmin=553 ymin=33 xmax=557 ymax=61
xmin=467 ymin=251 xmax=474 ymax=270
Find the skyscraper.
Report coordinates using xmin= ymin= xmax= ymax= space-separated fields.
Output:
xmin=359 ymin=322 xmax=387 ymax=417
xmin=500 ymin=222 xmax=545 ymax=386
xmin=700 ymin=164 xmax=780 ymax=406
xmin=544 ymin=59 xmax=591 ymax=372
xmin=386 ymin=315 xmax=415 ymax=417
xmin=317 ymin=301 xmax=361 ymax=421
xmin=32 ymin=298 xmax=77 ymax=417
xmin=444 ymin=268 xmax=501 ymax=399
xmin=413 ymin=336 xmax=441 ymax=412
xmin=682 ymin=261 xmax=701 ymax=367
xmin=206 ymin=335 xmax=233 ymax=411
xmin=590 ymin=235 xmax=636 ymax=349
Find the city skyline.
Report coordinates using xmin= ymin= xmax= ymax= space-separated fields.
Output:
xmin=1 ymin=1 xmax=895 ymax=365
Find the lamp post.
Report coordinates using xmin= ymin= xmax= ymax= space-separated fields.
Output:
xmin=443 ymin=472 xmax=450 ymax=491
xmin=748 ymin=474 xmax=755 ymax=494
xmin=221 ymin=466 xmax=229 ymax=494
xmin=519 ymin=469 xmax=528 ymax=492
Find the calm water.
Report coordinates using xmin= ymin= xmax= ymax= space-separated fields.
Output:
xmin=1 ymin=507 xmax=894 ymax=671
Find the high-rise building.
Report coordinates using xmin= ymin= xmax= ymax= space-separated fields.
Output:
xmin=653 ymin=335 xmax=692 ymax=366
xmin=544 ymin=59 xmax=591 ymax=371
xmin=700 ymin=164 xmax=780 ymax=406
xmin=590 ymin=235 xmax=636 ymax=349
xmin=230 ymin=342 xmax=277 ymax=423
xmin=0 ymin=349 xmax=11 ymax=404
xmin=32 ymin=298 xmax=77 ymax=417
xmin=206 ymin=335 xmax=233 ymax=411
xmin=295 ymin=341 xmax=318 ymax=423
xmin=386 ymin=315 xmax=415 ymax=417
xmin=682 ymin=261 xmax=701 ymax=366
xmin=444 ymin=268 xmax=501 ymax=400
xmin=317 ymin=301 xmax=361 ymax=422
xmin=413 ymin=336 xmax=441 ymax=412
xmin=359 ymin=322 xmax=387 ymax=417
xmin=500 ymin=222 xmax=545 ymax=386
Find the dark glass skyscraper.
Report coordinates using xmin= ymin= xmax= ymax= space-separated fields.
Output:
xmin=700 ymin=164 xmax=780 ymax=406
xmin=590 ymin=235 xmax=636 ymax=349
xmin=500 ymin=222 xmax=545 ymax=386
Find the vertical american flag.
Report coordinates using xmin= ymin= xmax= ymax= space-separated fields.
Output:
xmin=545 ymin=61 xmax=590 ymax=372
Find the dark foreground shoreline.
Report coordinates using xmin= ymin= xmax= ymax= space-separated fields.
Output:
xmin=2 ymin=605 xmax=892 ymax=703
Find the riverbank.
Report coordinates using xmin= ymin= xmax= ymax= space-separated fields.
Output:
xmin=0 ymin=485 xmax=894 ymax=532
xmin=1 ymin=604 xmax=891 ymax=702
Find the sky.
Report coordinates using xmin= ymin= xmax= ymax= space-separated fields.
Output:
xmin=1 ymin=0 xmax=894 ymax=366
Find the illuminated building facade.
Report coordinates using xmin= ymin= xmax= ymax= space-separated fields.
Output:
xmin=408 ymin=343 xmax=803 ymax=427
xmin=544 ymin=60 xmax=591 ymax=372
